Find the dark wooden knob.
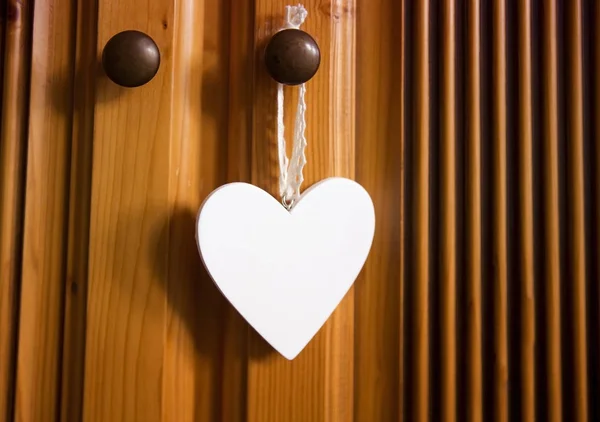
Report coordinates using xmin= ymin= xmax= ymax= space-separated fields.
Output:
xmin=264 ymin=29 xmax=320 ymax=86
xmin=102 ymin=30 xmax=160 ymax=88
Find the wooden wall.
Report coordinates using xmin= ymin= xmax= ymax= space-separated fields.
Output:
xmin=0 ymin=0 xmax=598 ymax=421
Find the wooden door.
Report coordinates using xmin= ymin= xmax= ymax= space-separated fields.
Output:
xmin=2 ymin=0 xmax=364 ymax=420
xmin=1 ymin=0 xmax=599 ymax=421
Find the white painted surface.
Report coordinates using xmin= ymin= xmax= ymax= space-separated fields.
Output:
xmin=196 ymin=177 xmax=375 ymax=359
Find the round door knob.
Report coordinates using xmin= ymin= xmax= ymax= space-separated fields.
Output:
xmin=264 ymin=29 xmax=321 ymax=86
xmin=102 ymin=30 xmax=160 ymax=88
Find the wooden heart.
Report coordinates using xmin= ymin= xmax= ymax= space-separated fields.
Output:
xmin=196 ymin=177 xmax=375 ymax=359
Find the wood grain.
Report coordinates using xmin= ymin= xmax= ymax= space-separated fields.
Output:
xmin=409 ymin=0 xmax=430 ymax=419
xmin=220 ymin=0 xmax=254 ymax=420
xmin=517 ymin=0 xmax=535 ymax=420
xmin=440 ymin=0 xmax=457 ymax=420
xmin=566 ymin=1 xmax=588 ymax=419
xmin=324 ymin=2 xmax=356 ymax=420
xmin=14 ymin=0 xmax=76 ymax=419
xmin=492 ymin=0 xmax=508 ymax=419
xmin=82 ymin=0 xmax=174 ymax=419
xmin=542 ymin=0 xmax=563 ymax=419
xmin=355 ymin=0 xmax=403 ymax=420
xmin=465 ymin=1 xmax=482 ymax=420
xmin=247 ymin=1 xmax=355 ymax=421
xmin=162 ymin=0 xmax=232 ymax=420
xmin=0 ymin=0 xmax=31 ymax=419
xmin=1 ymin=0 xmax=597 ymax=420
xmin=59 ymin=0 xmax=98 ymax=420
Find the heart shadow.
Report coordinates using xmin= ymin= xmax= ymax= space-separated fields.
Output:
xmin=149 ymin=208 xmax=275 ymax=362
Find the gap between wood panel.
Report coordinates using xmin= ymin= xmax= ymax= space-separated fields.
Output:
xmin=355 ymin=0 xmax=403 ymax=420
xmin=59 ymin=0 xmax=98 ymax=419
xmin=15 ymin=0 xmax=77 ymax=419
xmin=0 ymin=0 xmax=33 ymax=420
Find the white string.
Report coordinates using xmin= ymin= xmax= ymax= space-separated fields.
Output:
xmin=277 ymin=4 xmax=308 ymax=208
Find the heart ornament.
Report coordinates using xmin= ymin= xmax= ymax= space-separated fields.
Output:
xmin=196 ymin=177 xmax=375 ymax=359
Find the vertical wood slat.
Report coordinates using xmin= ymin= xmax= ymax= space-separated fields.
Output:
xmin=220 ymin=0 xmax=253 ymax=420
xmin=82 ymin=0 xmax=175 ymax=419
xmin=355 ymin=0 xmax=403 ymax=419
xmin=542 ymin=0 xmax=563 ymax=419
xmin=410 ymin=0 xmax=429 ymax=420
xmin=465 ymin=0 xmax=482 ymax=421
xmin=517 ymin=0 xmax=535 ymax=420
xmin=0 ymin=0 xmax=31 ymax=419
xmin=162 ymin=0 xmax=232 ymax=420
xmin=492 ymin=0 xmax=509 ymax=420
xmin=247 ymin=1 xmax=356 ymax=421
xmin=440 ymin=0 xmax=456 ymax=420
xmin=59 ymin=0 xmax=97 ymax=419
xmin=248 ymin=3 xmax=326 ymax=420
xmin=164 ymin=0 xmax=232 ymax=420
xmin=324 ymin=1 xmax=356 ymax=420
xmin=398 ymin=3 xmax=405 ymax=420
xmin=358 ymin=0 xmax=595 ymax=418
xmin=15 ymin=0 xmax=76 ymax=418
xmin=566 ymin=0 xmax=588 ymax=420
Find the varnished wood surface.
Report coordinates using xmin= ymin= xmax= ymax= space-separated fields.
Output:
xmin=408 ymin=0 xmax=430 ymax=419
xmin=517 ymin=0 xmax=535 ymax=419
xmin=542 ymin=0 xmax=563 ymax=419
xmin=566 ymin=1 xmax=588 ymax=419
xmin=491 ymin=1 xmax=509 ymax=420
xmin=324 ymin=2 xmax=356 ymax=419
xmin=14 ymin=0 xmax=76 ymax=419
xmin=247 ymin=1 xmax=355 ymax=421
xmin=465 ymin=1 xmax=482 ymax=420
xmin=0 ymin=0 xmax=31 ymax=420
xmin=82 ymin=0 xmax=174 ymax=418
xmin=59 ymin=0 xmax=97 ymax=420
xmin=164 ymin=1 xmax=232 ymax=420
xmin=355 ymin=0 xmax=402 ymax=420
xmin=219 ymin=1 xmax=254 ymax=420
xmin=0 ymin=0 xmax=599 ymax=420
xmin=402 ymin=1 xmax=430 ymax=420
xmin=440 ymin=1 xmax=456 ymax=420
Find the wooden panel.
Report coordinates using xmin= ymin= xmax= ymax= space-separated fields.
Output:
xmin=440 ymin=0 xmax=457 ymax=420
xmin=353 ymin=0 xmax=595 ymax=418
xmin=566 ymin=0 xmax=588 ymax=419
xmin=1 ymin=0 xmax=598 ymax=420
xmin=541 ymin=0 xmax=563 ymax=419
xmin=324 ymin=1 xmax=356 ymax=419
xmin=246 ymin=1 xmax=355 ymax=421
xmin=517 ymin=0 xmax=535 ymax=420
xmin=59 ymin=0 xmax=97 ymax=420
xmin=465 ymin=1 xmax=482 ymax=420
xmin=82 ymin=0 xmax=175 ymax=419
xmin=14 ymin=0 xmax=76 ymax=418
xmin=82 ymin=0 xmax=239 ymax=420
xmin=219 ymin=0 xmax=253 ymax=420
xmin=406 ymin=0 xmax=430 ymax=420
xmin=162 ymin=0 xmax=232 ymax=420
xmin=355 ymin=0 xmax=403 ymax=420
xmin=0 ymin=0 xmax=31 ymax=419
xmin=491 ymin=0 xmax=508 ymax=419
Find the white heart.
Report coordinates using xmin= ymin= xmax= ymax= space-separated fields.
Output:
xmin=196 ymin=177 xmax=375 ymax=359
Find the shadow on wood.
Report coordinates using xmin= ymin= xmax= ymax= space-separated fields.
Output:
xmin=150 ymin=208 xmax=274 ymax=362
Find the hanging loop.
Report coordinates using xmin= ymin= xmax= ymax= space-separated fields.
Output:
xmin=273 ymin=5 xmax=310 ymax=209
